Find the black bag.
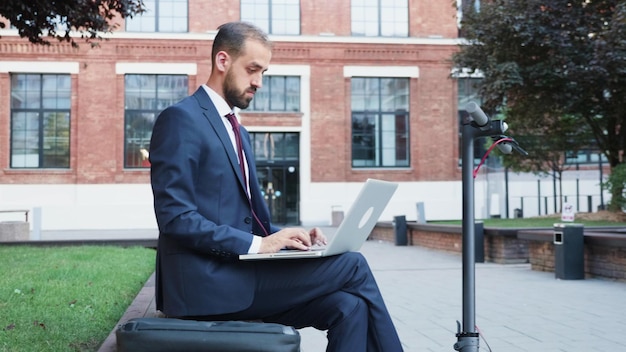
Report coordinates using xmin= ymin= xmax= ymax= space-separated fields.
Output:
xmin=115 ymin=317 xmax=301 ymax=352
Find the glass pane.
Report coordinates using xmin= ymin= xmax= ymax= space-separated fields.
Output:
xmin=253 ymin=133 xmax=268 ymax=161
xmin=157 ymin=75 xmax=188 ymax=109
xmin=364 ymin=79 xmax=380 ymax=110
xmin=271 ymin=2 xmax=300 ymax=35
xmin=125 ymin=112 xmax=156 ymax=167
xmin=352 ymin=113 xmax=377 ymax=166
xmin=283 ymin=132 xmax=299 ymax=159
xmin=126 ymin=0 xmax=156 ymax=32
xmin=241 ymin=0 xmax=269 ymax=32
xmin=11 ymin=74 xmax=41 ymax=109
xmin=285 ymin=76 xmax=300 ymax=111
xmin=270 ymin=77 xmax=286 ymax=110
xmin=11 ymin=112 xmax=40 ymax=168
xmin=42 ymin=111 xmax=70 ymax=167
xmin=351 ymin=78 xmax=366 ymax=110
xmin=125 ymin=75 xmax=157 ymax=110
xmin=252 ymin=75 xmax=270 ymax=111
xmin=381 ymin=78 xmax=409 ymax=111
xmin=270 ymin=133 xmax=284 ymax=160
xmin=42 ymin=75 xmax=71 ymax=109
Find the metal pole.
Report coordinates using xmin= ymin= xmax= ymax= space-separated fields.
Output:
xmin=461 ymin=126 xmax=476 ymax=333
xmin=599 ymin=153 xmax=604 ymax=209
xmin=504 ymin=166 xmax=509 ymax=219
xmin=537 ymin=180 xmax=541 ymax=215
xmin=454 ymin=104 xmax=516 ymax=352
xmin=454 ymin=123 xmax=480 ymax=352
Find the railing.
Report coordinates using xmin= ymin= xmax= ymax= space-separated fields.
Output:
xmin=0 ymin=210 xmax=30 ymax=222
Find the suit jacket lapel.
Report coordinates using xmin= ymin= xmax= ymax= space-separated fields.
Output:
xmin=192 ymin=88 xmax=249 ymax=196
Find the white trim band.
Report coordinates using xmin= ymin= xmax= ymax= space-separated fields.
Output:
xmin=0 ymin=61 xmax=80 ymax=74
xmin=344 ymin=65 xmax=419 ymax=78
xmin=115 ymin=62 xmax=197 ymax=75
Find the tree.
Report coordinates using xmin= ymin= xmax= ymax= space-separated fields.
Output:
xmin=453 ymin=0 xmax=626 ymax=211
xmin=501 ymin=109 xmax=593 ymax=212
xmin=0 ymin=0 xmax=145 ymax=47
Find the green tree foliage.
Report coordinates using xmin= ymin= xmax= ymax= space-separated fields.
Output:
xmin=603 ymin=162 xmax=626 ymax=210
xmin=0 ymin=0 xmax=145 ymax=47
xmin=454 ymin=0 xmax=626 ymax=211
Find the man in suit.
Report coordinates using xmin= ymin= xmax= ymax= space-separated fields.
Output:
xmin=149 ymin=21 xmax=403 ymax=351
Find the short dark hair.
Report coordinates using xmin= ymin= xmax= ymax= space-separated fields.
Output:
xmin=211 ymin=22 xmax=272 ymax=65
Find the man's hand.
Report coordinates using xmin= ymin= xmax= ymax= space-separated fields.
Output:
xmin=259 ymin=227 xmax=328 ymax=253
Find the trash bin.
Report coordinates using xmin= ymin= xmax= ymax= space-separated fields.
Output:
xmin=331 ymin=206 xmax=344 ymax=227
xmin=514 ymin=208 xmax=523 ymax=218
xmin=553 ymin=223 xmax=584 ymax=280
xmin=393 ymin=215 xmax=407 ymax=246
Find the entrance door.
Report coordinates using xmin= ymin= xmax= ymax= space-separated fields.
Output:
xmin=256 ymin=165 xmax=299 ymax=224
xmin=250 ymin=132 xmax=300 ymax=225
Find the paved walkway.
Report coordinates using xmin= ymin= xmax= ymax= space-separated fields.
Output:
xmin=45 ymin=228 xmax=626 ymax=352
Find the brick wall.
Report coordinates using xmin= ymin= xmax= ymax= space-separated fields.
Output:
xmin=0 ymin=0 xmax=460 ymax=186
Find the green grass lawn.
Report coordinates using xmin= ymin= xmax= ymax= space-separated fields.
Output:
xmin=0 ymin=245 xmax=155 ymax=352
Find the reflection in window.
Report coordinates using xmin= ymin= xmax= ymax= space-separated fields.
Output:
xmin=10 ymin=74 xmax=71 ymax=168
xmin=124 ymin=74 xmax=188 ymax=168
xmin=241 ymin=0 xmax=300 ymax=35
xmin=351 ymin=0 xmax=408 ymax=37
xmin=351 ymin=77 xmax=410 ymax=167
xmin=249 ymin=76 xmax=300 ymax=112
xmin=126 ymin=0 xmax=188 ymax=32
xmin=251 ymin=132 xmax=299 ymax=162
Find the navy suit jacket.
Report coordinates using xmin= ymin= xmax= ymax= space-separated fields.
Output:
xmin=150 ymin=87 xmax=280 ymax=317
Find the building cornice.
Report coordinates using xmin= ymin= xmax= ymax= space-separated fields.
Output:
xmin=0 ymin=29 xmax=462 ymax=46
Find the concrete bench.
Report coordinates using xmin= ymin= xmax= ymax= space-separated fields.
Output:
xmin=0 ymin=210 xmax=30 ymax=241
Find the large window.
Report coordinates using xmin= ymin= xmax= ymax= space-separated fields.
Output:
xmin=251 ymin=132 xmax=299 ymax=162
xmin=351 ymin=77 xmax=410 ymax=168
xmin=241 ymin=0 xmax=300 ymax=35
xmin=248 ymin=75 xmax=300 ymax=112
xmin=124 ymin=74 xmax=188 ymax=168
xmin=351 ymin=0 xmax=408 ymax=37
xmin=126 ymin=0 xmax=188 ymax=32
xmin=10 ymin=74 xmax=71 ymax=168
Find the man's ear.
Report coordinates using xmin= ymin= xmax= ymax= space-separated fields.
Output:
xmin=214 ymin=51 xmax=230 ymax=72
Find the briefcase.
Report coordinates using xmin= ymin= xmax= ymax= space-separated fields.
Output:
xmin=115 ymin=317 xmax=301 ymax=352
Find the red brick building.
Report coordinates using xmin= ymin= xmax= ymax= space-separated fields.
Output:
xmin=0 ymin=1 xmax=607 ymax=231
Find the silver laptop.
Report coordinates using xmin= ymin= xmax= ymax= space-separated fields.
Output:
xmin=239 ymin=178 xmax=398 ymax=260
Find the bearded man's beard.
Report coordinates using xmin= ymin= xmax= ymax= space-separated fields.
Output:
xmin=224 ymin=70 xmax=254 ymax=109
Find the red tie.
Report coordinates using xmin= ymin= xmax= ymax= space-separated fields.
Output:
xmin=225 ymin=113 xmax=269 ymax=236
xmin=225 ymin=113 xmax=247 ymax=186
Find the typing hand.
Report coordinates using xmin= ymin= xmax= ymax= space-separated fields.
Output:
xmin=259 ymin=227 xmax=327 ymax=253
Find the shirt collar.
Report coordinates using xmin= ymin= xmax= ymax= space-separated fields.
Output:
xmin=201 ymin=84 xmax=234 ymax=117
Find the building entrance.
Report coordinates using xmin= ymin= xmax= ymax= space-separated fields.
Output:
xmin=250 ymin=132 xmax=300 ymax=225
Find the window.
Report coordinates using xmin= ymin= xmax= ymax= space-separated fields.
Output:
xmin=124 ymin=74 xmax=188 ymax=168
xmin=566 ymin=147 xmax=607 ymax=165
xmin=457 ymin=0 xmax=481 ymax=36
xmin=251 ymin=132 xmax=299 ymax=162
xmin=241 ymin=0 xmax=300 ymax=35
xmin=351 ymin=77 xmax=410 ymax=168
xmin=248 ymin=75 xmax=300 ymax=112
xmin=351 ymin=0 xmax=408 ymax=37
xmin=10 ymin=74 xmax=71 ymax=168
xmin=126 ymin=0 xmax=188 ymax=32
